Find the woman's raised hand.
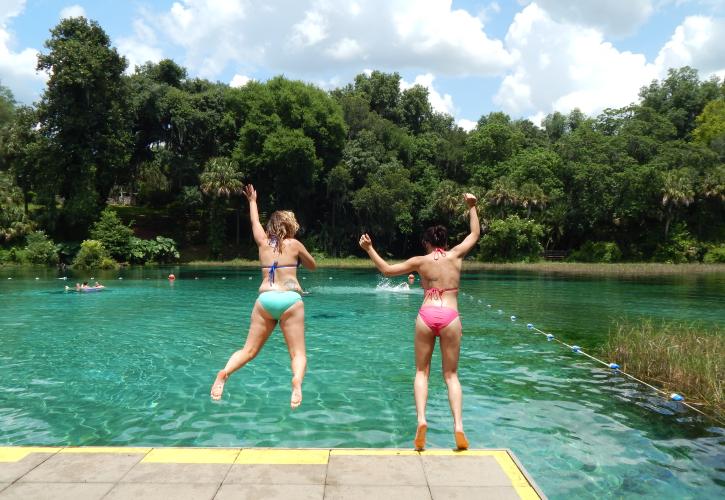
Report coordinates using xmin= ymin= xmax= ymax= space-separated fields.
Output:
xmin=243 ymin=184 xmax=257 ymax=202
xmin=463 ymin=193 xmax=477 ymax=208
xmin=359 ymin=233 xmax=373 ymax=251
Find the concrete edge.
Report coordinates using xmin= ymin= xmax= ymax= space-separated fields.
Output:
xmin=505 ymin=449 xmax=547 ymax=500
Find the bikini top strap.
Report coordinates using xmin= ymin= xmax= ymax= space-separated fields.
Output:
xmin=423 ymin=287 xmax=459 ymax=302
xmin=433 ymin=247 xmax=446 ymax=260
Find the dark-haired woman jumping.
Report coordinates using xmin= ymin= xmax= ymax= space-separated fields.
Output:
xmin=359 ymin=193 xmax=479 ymax=450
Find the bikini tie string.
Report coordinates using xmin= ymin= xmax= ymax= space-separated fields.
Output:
xmin=425 ymin=287 xmax=443 ymax=301
xmin=433 ymin=247 xmax=446 ymax=260
xmin=268 ymin=261 xmax=278 ymax=285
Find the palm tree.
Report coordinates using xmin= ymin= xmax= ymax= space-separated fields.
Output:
xmin=518 ymin=182 xmax=547 ymax=219
xmin=485 ymin=177 xmax=519 ymax=217
xmin=200 ymin=157 xmax=244 ymax=255
xmin=661 ymin=168 xmax=695 ymax=239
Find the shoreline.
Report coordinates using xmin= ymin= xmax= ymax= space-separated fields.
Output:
xmin=3 ymin=260 xmax=724 ymax=277
xmin=180 ymin=259 xmax=725 ymax=276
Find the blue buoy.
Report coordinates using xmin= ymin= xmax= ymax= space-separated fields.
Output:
xmin=510 ymin=315 xmax=516 ymax=321
xmin=609 ymin=363 xmax=620 ymax=370
xmin=527 ymin=323 xmax=533 ymax=329
xmin=546 ymin=334 xmax=554 ymax=341
xmin=571 ymin=345 xmax=581 ymax=353
xmin=670 ymin=393 xmax=685 ymax=402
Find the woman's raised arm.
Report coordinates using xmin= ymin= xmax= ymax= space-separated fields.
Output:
xmin=244 ymin=184 xmax=267 ymax=246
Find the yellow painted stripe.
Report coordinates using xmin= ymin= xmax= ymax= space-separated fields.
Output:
xmin=142 ymin=448 xmax=240 ymax=464
xmin=61 ymin=447 xmax=151 ymax=454
xmin=418 ymin=449 xmax=503 ymax=457
xmin=236 ymin=449 xmax=329 ymax=465
xmin=0 ymin=447 xmax=61 ymax=462
xmin=331 ymin=449 xmax=418 ymax=456
xmin=494 ymin=452 xmax=541 ymax=500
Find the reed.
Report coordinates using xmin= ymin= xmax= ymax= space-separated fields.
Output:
xmin=601 ymin=319 xmax=723 ymax=418
xmin=181 ymin=258 xmax=725 ymax=275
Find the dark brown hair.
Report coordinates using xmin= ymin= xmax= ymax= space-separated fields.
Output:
xmin=422 ymin=225 xmax=447 ymax=249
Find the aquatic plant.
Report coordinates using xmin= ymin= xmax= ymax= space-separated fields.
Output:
xmin=602 ymin=319 xmax=723 ymax=418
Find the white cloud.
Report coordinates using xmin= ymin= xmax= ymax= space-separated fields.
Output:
xmin=457 ymin=118 xmax=477 ymax=131
xmin=654 ymin=15 xmax=725 ymax=77
xmin=401 ymin=73 xmax=455 ymax=115
xmin=131 ymin=0 xmax=511 ymax=80
xmin=531 ymin=0 xmax=654 ymax=36
xmin=0 ymin=0 xmax=46 ymax=103
xmin=494 ymin=4 xmax=660 ymax=116
xmin=495 ymin=5 xmax=725 ymax=118
xmin=59 ymin=4 xmax=86 ymax=19
xmin=117 ymin=19 xmax=163 ymax=73
xmin=229 ymin=74 xmax=251 ymax=87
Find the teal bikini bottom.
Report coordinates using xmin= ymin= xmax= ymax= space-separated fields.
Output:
xmin=258 ymin=291 xmax=302 ymax=320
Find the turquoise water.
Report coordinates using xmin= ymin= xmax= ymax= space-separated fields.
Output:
xmin=1 ymin=266 xmax=723 ymax=499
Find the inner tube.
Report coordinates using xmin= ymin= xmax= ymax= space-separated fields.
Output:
xmin=80 ymin=286 xmax=105 ymax=293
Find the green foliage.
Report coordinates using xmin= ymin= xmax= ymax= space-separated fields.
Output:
xmin=90 ymin=208 xmax=134 ymax=260
xmin=35 ymin=17 xmax=131 ymax=236
xmin=569 ymin=241 xmax=622 ymax=263
xmin=72 ymin=239 xmax=117 ymax=269
xmin=703 ymin=245 xmax=725 ymax=263
xmin=478 ymin=215 xmax=544 ymax=262
xmin=693 ymin=99 xmax=725 ymax=157
xmin=128 ymin=236 xmax=180 ymax=264
xmin=24 ymin=231 xmax=59 ymax=264
xmin=653 ymin=224 xmax=702 ymax=263
xmin=0 ymin=171 xmax=32 ymax=244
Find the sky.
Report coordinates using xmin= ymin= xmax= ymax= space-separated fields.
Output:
xmin=1 ymin=0 xmax=724 ymax=130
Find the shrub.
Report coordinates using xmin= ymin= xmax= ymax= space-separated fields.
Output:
xmin=478 ymin=215 xmax=544 ymax=262
xmin=128 ymin=236 xmax=180 ymax=264
xmin=653 ymin=224 xmax=702 ymax=263
xmin=90 ymin=208 xmax=133 ymax=261
xmin=73 ymin=239 xmax=117 ymax=269
xmin=24 ymin=231 xmax=59 ymax=265
xmin=569 ymin=241 xmax=622 ymax=263
xmin=703 ymin=244 xmax=725 ymax=263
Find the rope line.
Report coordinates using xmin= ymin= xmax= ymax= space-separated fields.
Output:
xmin=462 ymin=292 xmax=716 ymax=422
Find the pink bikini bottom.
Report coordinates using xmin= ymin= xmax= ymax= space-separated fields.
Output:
xmin=418 ymin=306 xmax=460 ymax=336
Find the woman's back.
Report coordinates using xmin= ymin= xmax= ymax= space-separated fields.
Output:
xmin=418 ymin=249 xmax=463 ymax=309
xmin=258 ymin=238 xmax=303 ymax=292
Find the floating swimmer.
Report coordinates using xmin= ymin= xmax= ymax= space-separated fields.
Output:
xmin=210 ymin=184 xmax=317 ymax=409
xmin=359 ymin=192 xmax=479 ymax=451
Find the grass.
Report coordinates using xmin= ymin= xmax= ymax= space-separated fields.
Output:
xmin=180 ymin=257 xmax=725 ymax=275
xmin=601 ymin=319 xmax=723 ymax=419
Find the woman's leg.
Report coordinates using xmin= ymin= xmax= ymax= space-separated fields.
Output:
xmin=279 ymin=300 xmax=306 ymax=409
xmin=414 ymin=315 xmax=436 ymax=449
xmin=210 ymin=301 xmax=277 ymax=400
xmin=439 ymin=317 xmax=468 ymax=449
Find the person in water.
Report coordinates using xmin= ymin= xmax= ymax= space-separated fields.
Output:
xmin=359 ymin=193 xmax=479 ymax=451
xmin=210 ymin=184 xmax=317 ymax=409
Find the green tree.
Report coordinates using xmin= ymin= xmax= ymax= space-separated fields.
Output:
xmin=36 ymin=17 xmax=132 ymax=236
xmin=353 ymin=71 xmax=401 ymax=122
xmin=89 ymin=208 xmax=134 ymax=260
xmin=478 ymin=215 xmax=544 ymax=262
xmin=693 ymin=99 xmax=725 ymax=157
xmin=0 ymin=171 xmax=32 ymax=243
xmin=399 ymin=84 xmax=432 ymax=134
xmin=200 ymin=157 xmax=244 ymax=255
xmin=661 ymin=168 xmax=695 ymax=239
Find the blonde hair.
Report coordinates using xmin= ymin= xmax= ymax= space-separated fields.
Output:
xmin=266 ymin=210 xmax=299 ymax=252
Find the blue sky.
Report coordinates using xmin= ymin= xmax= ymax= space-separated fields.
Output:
xmin=1 ymin=1 xmax=723 ymax=129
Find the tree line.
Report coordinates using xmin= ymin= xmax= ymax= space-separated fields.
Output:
xmin=1 ymin=17 xmax=724 ymax=265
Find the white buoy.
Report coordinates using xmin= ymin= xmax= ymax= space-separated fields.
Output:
xmin=221 ymin=277 xmax=226 ymax=280
xmin=329 ymin=277 xmax=333 ymax=280
xmin=35 ymin=277 xmax=39 ymax=280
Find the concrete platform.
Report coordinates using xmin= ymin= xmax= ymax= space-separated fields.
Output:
xmin=0 ymin=447 xmax=545 ymax=500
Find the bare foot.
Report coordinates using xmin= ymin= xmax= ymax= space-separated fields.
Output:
xmin=210 ymin=369 xmax=228 ymax=401
xmin=290 ymin=379 xmax=302 ymax=409
xmin=454 ymin=431 xmax=469 ymax=450
xmin=414 ymin=423 xmax=427 ymax=451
